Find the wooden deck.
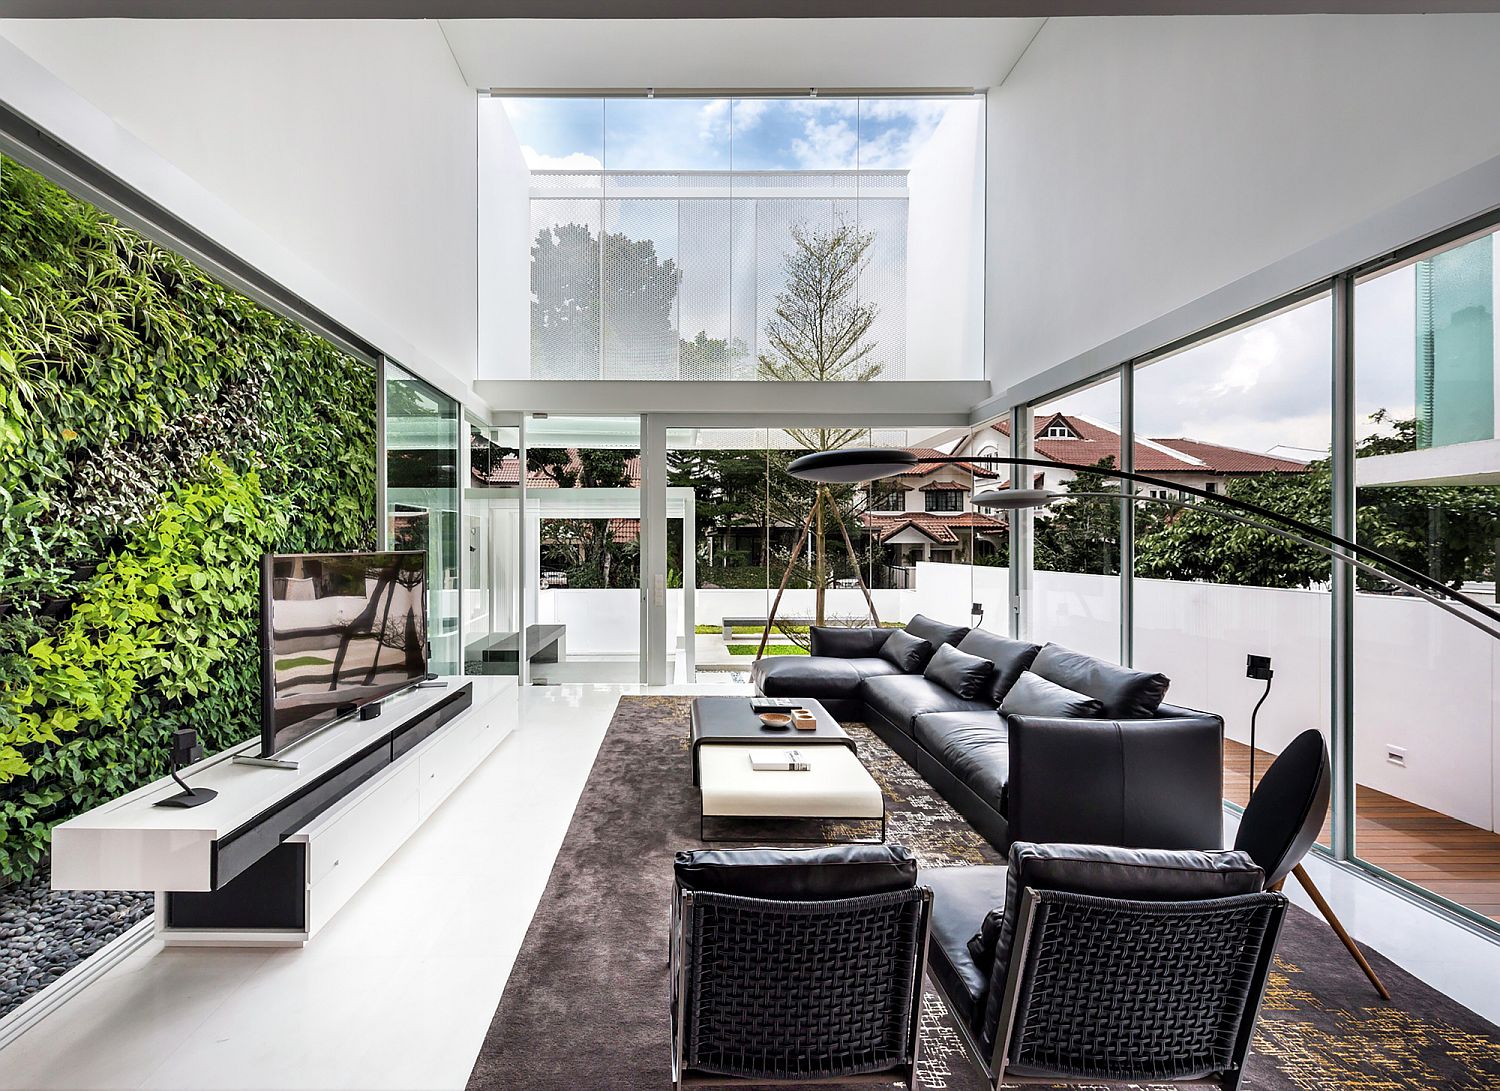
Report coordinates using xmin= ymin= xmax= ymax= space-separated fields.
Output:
xmin=1224 ymin=739 xmax=1500 ymax=922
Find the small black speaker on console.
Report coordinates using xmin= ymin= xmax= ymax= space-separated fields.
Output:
xmin=155 ymin=728 xmax=219 ymax=809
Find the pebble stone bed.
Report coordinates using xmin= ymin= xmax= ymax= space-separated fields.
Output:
xmin=0 ymin=866 xmax=152 ymax=1019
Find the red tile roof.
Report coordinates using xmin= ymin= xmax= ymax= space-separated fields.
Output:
xmin=900 ymin=447 xmax=999 ymax=479
xmin=1148 ymin=438 xmax=1310 ymax=474
xmin=861 ymin=511 xmax=1006 ymax=544
xmin=992 ymin=416 xmax=1309 ymax=476
xmin=472 ymin=450 xmax=643 ymax=488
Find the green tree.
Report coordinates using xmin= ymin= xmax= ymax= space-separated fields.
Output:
xmin=1134 ymin=412 xmax=1500 ymax=590
xmin=757 ymin=219 xmax=883 ymax=624
xmin=1033 ymin=458 xmax=1139 ymax=575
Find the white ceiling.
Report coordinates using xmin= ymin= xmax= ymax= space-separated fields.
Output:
xmin=437 ymin=18 xmax=1046 ymax=90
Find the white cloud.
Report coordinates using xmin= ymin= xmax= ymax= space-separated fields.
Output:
xmin=523 ymin=147 xmax=603 ymax=170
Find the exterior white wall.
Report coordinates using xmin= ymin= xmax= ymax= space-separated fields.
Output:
xmin=906 ymin=103 xmax=986 ymax=382
xmin=986 ymin=14 xmax=1500 ymax=398
xmin=477 ymin=97 xmax=532 ymax=380
xmin=0 ymin=19 xmax=479 ymax=397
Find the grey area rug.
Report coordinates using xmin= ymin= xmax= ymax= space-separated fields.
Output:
xmin=466 ymin=696 xmax=1500 ymax=1091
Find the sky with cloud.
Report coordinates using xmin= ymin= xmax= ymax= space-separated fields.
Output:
xmin=498 ymin=96 xmax=973 ymax=172
xmin=1036 ymin=253 xmax=1498 ymax=459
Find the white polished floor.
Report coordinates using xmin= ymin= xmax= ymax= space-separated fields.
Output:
xmin=1 ymin=683 xmax=1497 ymax=1090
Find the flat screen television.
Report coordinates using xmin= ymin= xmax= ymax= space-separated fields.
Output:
xmin=259 ymin=550 xmax=428 ymax=757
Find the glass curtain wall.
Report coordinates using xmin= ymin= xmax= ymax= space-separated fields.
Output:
xmin=1353 ymin=226 xmax=1500 ymax=923
xmin=665 ymin=426 xmax=984 ymax=682
xmin=1010 ymin=216 xmax=1500 ymax=929
xmin=384 ymin=361 xmax=461 ymax=675
xmin=1027 ymin=376 xmax=1125 ymax=661
xmin=464 ymin=419 xmax=524 ymax=677
xmin=1131 ymin=295 xmax=1334 ymax=815
xmin=479 ymin=95 xmax=985 ymax=383
xmin=524 ymin=415 xmax=642 ymax=684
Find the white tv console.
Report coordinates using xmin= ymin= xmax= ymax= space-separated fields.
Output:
xmin=50 ymin=675 xmax=517 ymax=946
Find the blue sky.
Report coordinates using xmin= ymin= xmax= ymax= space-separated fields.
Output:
xmin=498 ymin=96 xmax=977 ymax=172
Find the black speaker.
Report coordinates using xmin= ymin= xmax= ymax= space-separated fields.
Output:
xmin=155 ymin=728 xmax=219 ymax=809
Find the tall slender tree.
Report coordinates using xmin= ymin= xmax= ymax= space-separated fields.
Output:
xmin=758 ymin=219 xmax=883 ymax=624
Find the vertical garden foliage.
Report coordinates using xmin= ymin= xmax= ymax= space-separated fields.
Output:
xmin=0 ymin=157 xmax=376 ymax=883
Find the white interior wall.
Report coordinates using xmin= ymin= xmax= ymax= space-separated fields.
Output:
xmin=986 ymin=13 xmax=1500 ymax=400
xmin=0 ymin=19 xmax=479 ymax=400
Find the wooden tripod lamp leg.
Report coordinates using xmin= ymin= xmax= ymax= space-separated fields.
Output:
xmin=1291 ymin=863 xmax=1392 ymax=1001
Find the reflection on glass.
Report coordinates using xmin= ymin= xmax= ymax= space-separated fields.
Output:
xmin=465 ymin=422 xmax=523 ymax=677
xmin=1354 ymin=227 xmax=1500 ymax=924
xmin=263 ymin=552 xmax=427 ymax=753
xmin=1131 ymin=296 xmax=1333 ymax=818
xmin=384 ymin=362 xmax=460 ymax=674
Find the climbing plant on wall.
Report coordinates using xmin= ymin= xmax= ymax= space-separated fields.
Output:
xmin=0 ymin=156 xmax=376 ymax=883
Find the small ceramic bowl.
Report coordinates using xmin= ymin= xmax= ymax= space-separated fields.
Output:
xmin=758 ymin=712 xmax=793 ymax=730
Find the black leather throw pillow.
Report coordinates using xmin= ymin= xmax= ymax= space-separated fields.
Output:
xmin=923 ymin=644 xmax=994 ymax=700
xmin=879 ymin=629 xmax=933 ymax=673
xmin=1030 ymin=643 xmax=1170 ymax=719
xmin=999 ymin=671 xmax=1104 ymax=719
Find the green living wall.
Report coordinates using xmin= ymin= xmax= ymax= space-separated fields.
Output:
xmin=0 ymin=156 xmax=376 ymax=884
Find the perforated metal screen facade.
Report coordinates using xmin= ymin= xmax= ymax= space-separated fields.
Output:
xmin=527 ymin=170 xmax=910 ymax=381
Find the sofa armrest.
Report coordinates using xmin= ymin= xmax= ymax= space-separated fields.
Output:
xmin=809 ymin=626 xmax=892 ymax=658
xmin=1007 ymin=712 xmax=1223 ymax=850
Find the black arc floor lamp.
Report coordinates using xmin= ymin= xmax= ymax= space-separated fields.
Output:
xmin=787 ymin=445 xmax=1500 ymax=1000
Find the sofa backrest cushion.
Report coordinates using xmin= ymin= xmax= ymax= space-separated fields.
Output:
xmin=674 ymin=844 xmax=917 ymax=901
xmin=880 ymin=629 xmax=934 ymax=673
xmin=971 ymin=843 xmax=1265 ymax=1044
xmin=809 ymin=626 xmax=892 ymax=659
xmin=903 ymin=613 xmax=970 ymax=650
xmin=1030 ymin=643 xmax=1170 ymax=719
xmin=924 ymin=644 xmax=995 ymax=701
xmin=956 ymin=629 xmax=1042 ymax=704
xmin=999 ymin=670 xmax=1103 ymax=719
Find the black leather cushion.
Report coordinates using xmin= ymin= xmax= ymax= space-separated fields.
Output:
xmin=975 ymin=843 xmax=1264 ymax=1048
xmin=903 ymin=613 xmax=970 ymax=650
xmin=955 ymin=630 xmax=1041 ymax=705
xmin=674 ymin=844 xmax=917 ymax=900
xmin=1030 ymin=643 xmax=1170 ymax=719
xmin=809 ymin=626 xmax=892 ymax=659
xmin=1234 ymin=728 xmax=1330 ymax=888
xmin=840 ymin=657 xmax=907 ymax=682
xmin=924 ymin=644 xmax=994 ymax=700
xmin=919 ymin=865 xmax=1009 ymax=1035
xmin=999 ymin=671 xmax=1103 ymax=718
xmin=752 ymin=655 xmax=862 ymax=701
xmin=861 ymin=674 xmax=992 ymax=736
xmin=880 ymin=629 xmax=934 ymax=672
xmin=913 ymin=712 xmax=1010 ymax=811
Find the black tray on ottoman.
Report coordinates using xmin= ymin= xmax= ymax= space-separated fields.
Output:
xmin=689 ymin=697 xmax=855 ymax=785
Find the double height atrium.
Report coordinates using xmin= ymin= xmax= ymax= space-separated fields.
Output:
xmin=0 ymin=9 xmax=1498 ymax=1091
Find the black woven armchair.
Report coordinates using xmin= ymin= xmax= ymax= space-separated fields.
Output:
xmin=670 ymin=844 xmax=933 ymax=1089
xmin=922 ymin=843 xmax=1288 ymax=1090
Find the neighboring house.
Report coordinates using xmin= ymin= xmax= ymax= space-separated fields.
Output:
xmin=958 ymin=413 xmax=1310 ymax=499
xmin=859 ymin=449 xmax=1006 ymax=567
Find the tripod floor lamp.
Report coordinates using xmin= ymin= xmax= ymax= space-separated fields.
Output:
xmin=789 ymin=446 xmax=1500 ymax=999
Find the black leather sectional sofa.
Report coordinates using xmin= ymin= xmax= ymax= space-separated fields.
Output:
xmin=751 ymin=614 xmax=1224 ymax=854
